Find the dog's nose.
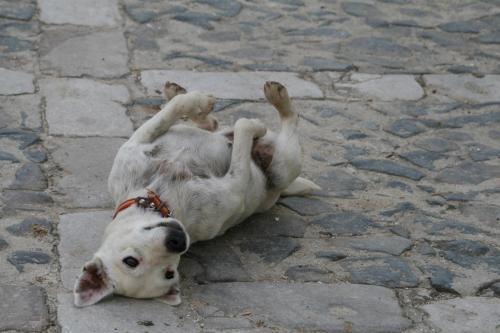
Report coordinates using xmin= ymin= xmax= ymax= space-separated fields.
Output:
xmin=164 ymin=223 xmax=187 ymax=253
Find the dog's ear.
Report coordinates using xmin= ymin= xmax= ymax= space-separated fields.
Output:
xmin=157 ymin=282 xmax=181 ymax=306
xmin=73 ymin=257 xmax=114 ymax=307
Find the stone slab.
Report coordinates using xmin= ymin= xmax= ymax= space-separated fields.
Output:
xmin=58 ymin=210 xmax=112 ymax=289
xmin=189 ymin=282 xmax=411 ymax=333
xmin=0 ymin=94 xmax=41 ymax=129
xmin=40 ymin=78 xmax=132 ymax=137
xmin=140 ymin=70 xmax=323 ymax=100
xmin=41 ymin=31 xmax=128 ymax=78
xmin=424 ymin=75 xmax=500 ymax=103
xmin=39 ymin=0 xmax=121 ymax=26
xmin=57 ymin=293 xmax=198 ymax=333
xmin=337 ymin=74 xmax=424 ymax=101
xmin=421 ymin=297 xmax=500 ymax=333
xmin=0 ymin=68 xmax=34 ymax=95
xmin=0 ymin=284 xmax=49 ymax=331
xmin=50 ymin=137 xmax=125 ymax=208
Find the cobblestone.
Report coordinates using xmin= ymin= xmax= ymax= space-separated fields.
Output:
xmin=0 ymin=0 xmax=499 ymax=332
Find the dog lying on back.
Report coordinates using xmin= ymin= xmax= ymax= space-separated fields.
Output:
xmin=73 ymin=81 xmax=320 ymax=307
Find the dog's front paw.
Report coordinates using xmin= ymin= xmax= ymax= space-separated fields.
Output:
xmin=177 ymin=92 xmax=216 ymax=119
xmin=235 ymin=118 xmax=267 ymax=138
xmin=164 ymin=82 xmax=187 ymax=101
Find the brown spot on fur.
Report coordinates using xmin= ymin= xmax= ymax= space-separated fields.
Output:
xmin=251 ymin=140 xmax=275 ymax=172
xmin=75 ymin=262 xmax=107 ymax=293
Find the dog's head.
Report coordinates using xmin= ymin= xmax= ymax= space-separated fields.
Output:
xmin=73 ymin=215 xmax=190 ymax=307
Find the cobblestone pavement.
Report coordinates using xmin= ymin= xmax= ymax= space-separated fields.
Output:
xmin=1 ymin=0 xmax=500 ymax=332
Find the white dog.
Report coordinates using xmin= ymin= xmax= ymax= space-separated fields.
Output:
xmin=73 ymin=81 xmax=320 ymax=307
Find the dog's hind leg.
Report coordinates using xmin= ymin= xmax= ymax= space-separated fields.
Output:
xmin=129 ymin=92 xmax=216 ymax=144
xmin=263 ymin=81 xmax=302 ymax=190
xmin=164 ymin=82 xmax=219 ymax=132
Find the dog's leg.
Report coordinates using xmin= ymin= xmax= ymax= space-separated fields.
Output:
xmin=263 ymin=81 xmax=302 ymax=189
xmin=129 ymin=92 xmax=216 ymax=144
xmin=227 ymin=118 xmax=267 ymax=187
xmin=164 ymin=82 xmax=219 ymax=132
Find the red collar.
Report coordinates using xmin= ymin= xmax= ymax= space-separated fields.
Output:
xmin=113 ymin=190 xmax=172 ymax=219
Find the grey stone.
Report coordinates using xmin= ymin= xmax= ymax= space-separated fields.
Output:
xmin=467 ymin=143 xmax=500 ymax=161
xmin=441 ymin=130 xmax=473 ymax=141
xmin=420 ymin=31 xmax=463 ymax=47
xmin=0 ymin=285 xmax=49 ymax=331
xmin=439 ymin=20 xmax=484 ymax=33
xmin=448 ymin=65 xmax=479 ymax=74
xmin=387 ymin=180 xmax=413 ymax=192
xmin=435 ymin=162 xmax=500 ymax=185
xmin=339 ymin=74 xmax=424 ymax=101
xmin=6 ymin=217 xmax=51 ymax=236
xmin=443 ymin=111 xmax=500 ymax=128
xmin=351 ymin=159 xmax=425 ymax=181
xmin=0 ymin=94 xmax=41 ymax=130
xmin=7 ymin=250 xmax=51 ymax=272
xmin=0 ymin=237 xmax=8 ymax=250
xmin=0 ymin=35 xmax=33 ymax=53
xmin=0 ymin=0 xmax=36 ymax=20
xmin=343 ymin=144 xmax=369 ymax=161
xmin=345 ymin=38 xmax=411 ymax=57
xmin=239 ymin=237 xmax=299 ymax=263
xmin=385 ymin=118 xmax=426 ymax=138
xmin=312 ymin=212 xmax=373 ymax=236
xmin=342 ymin=2 xmax=381 ymax=17
xmin=421 ymin=265 xmax=456 ymax=293
xmin=270 ymin=0 xmax=304 ymax=5
xmin=173 ymin=12 xmax=220 ymax=30
xmin=2 ymin=190 xmax=53 ymax=211
xmin=40 ymin=78 xmax=132 ymax=137
xmin=302 ymin=57 xmax=354 ymax=71
xmin=389 ymin=226 xmax=410 ymax=239
xmin=39 ymin=0 xmax=121 ymax=26
xmin=442 ymin=191 xmax=478 ymax=202
xmin=340 ymin=129 xmax=368 ymax=140
xmin=490 ymin=282 xmax=500 ymax=296
xmin=199 ymin=30 xmax=240 ymax=42
xmin=57 ymin=293 xmax=199 ymax=333
xmin=9 ymin=162 xmax=47 ymax=190
xmin=202 ymin=317 xmax=252 ymax=330
xmin=279 ymin=197 xmax=333 ymax=216
xmin=197 ymin=0 xmax=242 ymax=17
xmin=223 ymin=47 xmax=274 ymax=60
xmin=124 ymin=5 xmax=156 ymax=23
xmin=478 ymin=32 xmax=500 ymax=44
xmin=285 ymin=265 xmax=331 ymax=282
xmin=226 ymin=212 xmax=307 ymax=239
xmin=422 ymin=297 xmax=500 ymax=333
xmin=284 ymin=27 xmax=349 ymax=38
xmin=314 ymin=169 xmax=367 ymax=196
xmin=347 ymin=236 xmax=412 ymax=255
xmin=23 ymin=146 xmax=48 ymax=163
xmin=140 ymin=70 xmax=323 ymax=99
xmin=489 ymin=129 xmax=500 ymax=139
xmin=429 ymin=219 xmax=482 ymax=236
xmin=190 ymin=282 xmax=410 ymax=333
xmin=460 ymin=203 xmax=500 ymax=228
xmin=380 ymin=202 xmax=416 ymax=217
xmin=342 ymin=257 xmax=419 ymax=288
xmin=163 ymin=52 xmax=233 ymax=68
xmin=0 ymin=128 xmax=39 ymax=149
xmin=0 ymin=151 xmax=19 ymax=162
xmin=51 ymin=137 xmax=126 ymax=208
xmin=400 ymin=150 xmax=442 ymax=170
xmin=41 ymin=31 xmax=129 ymax=78
xmin=315 ymin=251 xmax=347 ymax=261
xmin=0 ymin=68 xmax=34 ymax=95
xmin=424 ymin=75 xmax=500 ymax=103
xmin=436 ymin=240 xmax=500 ymax=273
xmin=187 ymin=241 xmax=251 ymax=283
xmin=415 ymin=137 xmax=459 ymax=153
xmin=416 ymin=241 xmax=435 ymax=256
xmin=58 ymin=210 xmax=112 ymax=289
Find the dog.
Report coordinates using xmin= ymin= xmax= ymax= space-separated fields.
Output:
xmin=73 ymin=81 xmax=320 ymax=307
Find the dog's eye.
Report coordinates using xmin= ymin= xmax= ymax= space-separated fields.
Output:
xmin=123 ymin=256 xmax=139 ymax=268
xmin=165 ymin=270 xmax=175 ymax=279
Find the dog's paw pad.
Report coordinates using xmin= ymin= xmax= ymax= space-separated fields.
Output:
xmin=264 ymin=81 xmax=290 ymax=107
xmin=164 ymin=82 xmax=187 ymax=100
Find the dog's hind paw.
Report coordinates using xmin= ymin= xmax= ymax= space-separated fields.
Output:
xmin=235 ymin=118 xmax=267 ymax=138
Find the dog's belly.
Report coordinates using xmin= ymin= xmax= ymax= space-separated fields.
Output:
xmin=151 ymin=125 xmax=233 ymax=178
xmin=151 ymin=124 xmax=276 ymax=180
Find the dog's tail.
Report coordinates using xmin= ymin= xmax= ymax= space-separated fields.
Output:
xmin=281 ymin=177 xmax=321 ymax=197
